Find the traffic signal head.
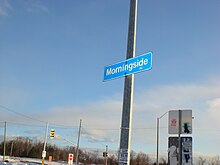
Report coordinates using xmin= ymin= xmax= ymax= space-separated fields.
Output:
xmin=103 ymin=152 xmax=108 ymax=157
xmin=50 ymin=129 xmax=55 ymax=139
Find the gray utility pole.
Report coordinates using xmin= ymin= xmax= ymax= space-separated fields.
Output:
xmin=3 ymin=121 xmax=6 ymax=162
xmin=42 ymin=122 xmax=48 ymax=165
xmin=178 ymin=110 xmax=182 ymax=165
xmin=156 ymin=112 xmax=168 ymax=165
xmin=119 ymin=0 xmax=138 ymax=164
xmin=105 ymin=145 xmax=108 ymax=165
xmin=75 ymin=119 xmax=82 ymax=165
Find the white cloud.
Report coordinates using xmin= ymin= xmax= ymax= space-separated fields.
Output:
xmin=24 ymin=129 xmax=41 ymax=135
xmin=207 ymin=98 xmax=220 ymax=124
xmin=32 ymin=81 xmax=220 ymax=154
xmin=0 ymin=0 xmax=13 ymax=16
xmin=1 ymin=80 xmax=219 ymax=155
xmin=26 ymin=2 xmax=48 ymax=14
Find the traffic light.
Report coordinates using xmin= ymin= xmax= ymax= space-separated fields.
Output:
xmin=50 ymin=129 xmax=55 ymax=139
xmin=103 ymin=152 xmax=108 ymax=157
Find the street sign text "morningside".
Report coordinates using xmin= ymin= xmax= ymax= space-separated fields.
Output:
xmin=103 ymin=52 xmax=152 ymax=81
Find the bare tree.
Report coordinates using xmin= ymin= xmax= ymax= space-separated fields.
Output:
xmin=209 ymin=155 xmax=220 ymax=165
xmin=197 ymin=156 xmax=207 ymax=165
xmin=135 ymin=152 xmax=151 ymax=165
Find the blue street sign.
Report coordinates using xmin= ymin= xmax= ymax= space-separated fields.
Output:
xmin=103 ymin=52 xmax=152 ymax=81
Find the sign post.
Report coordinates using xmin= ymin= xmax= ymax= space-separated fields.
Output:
xmin=103 ymin=0 xmax=153 ymax=164
xmin=119 ymin=0 xmax=138 ymax=164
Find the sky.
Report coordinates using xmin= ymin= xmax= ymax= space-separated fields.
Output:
xmin=0 ymin=0 xmax=220 ymax=161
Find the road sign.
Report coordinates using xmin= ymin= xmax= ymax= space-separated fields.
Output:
xmin=103 ymin=52 xmax=152 ymax=81
xmin=42 ymin=150 xmax=46 ymax=158
xmin=182 ymin=137 xmax=192 ymax=165
xmin=168 ymin=110 xmax=192 ymax=134
xmin=118 ymin=149 xmax=128 ymax=164
xmin=68 ymin=153 xmax=74 ymax=165
xmin=168 ymin=137 xmax=192 ymax=165
xmin=168 ymin=137 xmax=179 ymax=165
xmin=168 ymin=110 xmax=179 ymax=134
xmin=181 ymin=110 xmax=192 ymax=134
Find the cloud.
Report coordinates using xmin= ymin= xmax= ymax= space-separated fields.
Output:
xmin=1 ymin=79 xmax=219 ymax=154
xmin=207 ymin=98 xmax=220 ymax=124
xmin=81 ymin=129 xmax=118 ymax=143
xmin=26 ymin=2 xmax=48 ymax=14
xmin=0 ymin=0 xmax=13 ymax=16
xmin=24 ymin=129 xmax=41 ymax=135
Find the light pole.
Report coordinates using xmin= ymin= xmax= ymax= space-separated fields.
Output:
xmin=156 ymin=112 xmax=168 ymax=165
xmin=42 ymin=122 xmax=48 ymax=165
xmin=76 ymin=119 xmax=82 ymax=165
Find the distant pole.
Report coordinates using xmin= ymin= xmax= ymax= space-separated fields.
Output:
xmin=156 ymin=112 xmax=168 ymax=165
xmin=3 ymin=121 xmax=6 ymax=162
xmin=42 ymin=122 xmax=49 ymax=165
xmin=76 ymin=119 xmax=82 ymax=165
xmin=105 ymin=145 xmax=108 ymax=165
xmin=10 ymin=141 xmax=14 ymax=157
xmin=178 ymin=110 xmax=182 ymax=165
xmin=119 ymin=0 xmax=138 ymax=164
xmin=156 ymin=118 xmax=159 ymax=165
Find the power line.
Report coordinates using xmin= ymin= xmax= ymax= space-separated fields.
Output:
xmin=0 ymin=104 xmax=80 ymax=128
xmin=0 ymin=104 xmax=46 ymax=123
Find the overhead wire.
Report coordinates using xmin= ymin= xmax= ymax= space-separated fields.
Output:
xmin=0 ymin=104 xmax=46 ymax=123
xmin=1 ymin=105 xmax=220 ymax=132
xmin=0 ymin=104 xmax=79 ymax=128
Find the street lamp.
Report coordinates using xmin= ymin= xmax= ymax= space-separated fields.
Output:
xmin=156 ymin=112 xmax=168 ymax=165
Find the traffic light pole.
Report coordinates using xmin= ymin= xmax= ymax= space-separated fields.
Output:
xmin=3 ymin=121 xmax=6 ymax=162
xmin=75 ymin=119 xmax=82 ymax=165
xmin=156 ymin=112 xmax=168 ymax=165
xmin=42 ymin=122 xmax=48 ymax=165
xmin=105 ymin=145 xmax=108 ymax=165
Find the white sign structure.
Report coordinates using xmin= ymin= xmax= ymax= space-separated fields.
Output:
xmin=168 ymin=137 xmax=193 ymax=165
xmin=181 ymin=110 xmax=192 ymax=134
xmin=182 ymin=137 xmax=192 ymax=165
xmin=168 ymin=110 xmax=179 ymax=134
xmin=68 ymin=153 xmax=74 ymax=165
xmin=168 ymin=110 xmax=192 ymax=134
xmin=42 ymin=150 xmax=46 ymax=158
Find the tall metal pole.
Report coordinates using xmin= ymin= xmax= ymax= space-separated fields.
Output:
xmin=76 ymin=119 xmax=82 ymax=165
xmin=178 ymin=110 xmax=182 ymax=165
xmin=42 ymin=122 xmax=48 ymax=165
xmin=10 ymin=141 xmax=14 ymax=157
xmin=119 ymin=0 xmax=138 ymax=164
xmin=3 ymin=121 xmax=6 ymax=162
xmin=156 ymin=118 xmax=159 ymax=165
xmin=156 ymin=112 xmax=168 ymax=165
xmin=105 ymin=145 xmax=108 ymax=165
